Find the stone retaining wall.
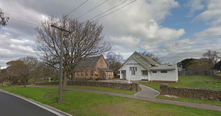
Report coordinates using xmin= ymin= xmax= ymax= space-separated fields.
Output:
xmin=212 ymin=75 xmax=221 ymax=81
xmin=35 ymin=81 xmax=140 ymax=92
xmin=160 ymin=84 xmax=221 ymax=101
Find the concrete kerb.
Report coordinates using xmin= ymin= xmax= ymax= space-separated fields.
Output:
xmin=0 ymin=89 xmax=72 ymax=116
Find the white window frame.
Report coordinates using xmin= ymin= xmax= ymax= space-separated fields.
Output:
xmin=130 ymin=67 xmax=137 ymax=75
xmin=161 ymin=71 xmax=167 ymax=73
xmin=142 ymin=70 xmax=148 ymax=76
xmin=152 ymin=71 xmax=157 ymax=73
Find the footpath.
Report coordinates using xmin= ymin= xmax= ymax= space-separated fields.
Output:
xmin=34 ymin=86 xmax=221 ymax=112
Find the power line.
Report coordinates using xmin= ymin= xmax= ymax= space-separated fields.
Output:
xmin=76 ymin=0 xmax=108 ymax=19
xmin=65 ymin=0 xmax=89 ymax=18
xmin=90 ymin=0 xmax=127 ymax=20
xmin=20 ymin=21 xmax=38 ymax=26
xmin=54 ymin=0 xmax=89 ymax=25
xmin=94 ymin=0 xmax=137 ymax=21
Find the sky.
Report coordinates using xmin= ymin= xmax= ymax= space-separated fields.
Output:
xmin=0 ymin=0 xmax=221 ymax=69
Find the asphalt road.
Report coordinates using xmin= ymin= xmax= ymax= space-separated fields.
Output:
xmin=0 ymin=91 xmax=57 ymax=116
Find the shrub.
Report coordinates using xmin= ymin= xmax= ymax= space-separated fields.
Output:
xmin=96 ymin=78 xmax=102 ymax=80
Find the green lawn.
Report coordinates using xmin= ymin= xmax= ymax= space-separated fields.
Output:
xmin=216 ymin=72 xmax=221 ymax=76
xmin=139 ymin=75 xmax=221 ymax=107
xmin=139 ymin=75 xmax=221 ymax=92
xmin=34 ymin=85 xmax=137 ymax=95
xmin=1 ymin=87 xmax=221 ymax=116
xmin=0 ymin=86 xmax=11 ymax=89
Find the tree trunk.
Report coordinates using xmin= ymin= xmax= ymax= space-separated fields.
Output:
xmin=24 ymin=77 xmax=26 ymax=88
xmin=1 ymin=81 xmax=3 ymax=86
xmin=9 ymin=80 xmax=11 ymax=87
xmin=62 ymin=70 xmax=67 ymax=90
xmin=72 ymin=70 xmax=75 ymax=81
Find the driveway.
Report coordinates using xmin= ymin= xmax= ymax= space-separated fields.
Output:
xmin=98 ymin=79 xmax=160 ymax=98
xmin=0 ymin=91 xmax=58 ymax=116
xmin=134 ymin=84 xmax=160 ymax=98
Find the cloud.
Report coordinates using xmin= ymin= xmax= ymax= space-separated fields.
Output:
xmin=193 ymin=0 xmax=221 ymax=26
xmin=194 ymin=26 xmax=221 ymax=38
xmin=0 ymin=0 xmax=186 ymax=67
xmin=186 ymin=0 xmax=205 ymax=17
xmin=0 ymin=33 xmax=36 ymax=67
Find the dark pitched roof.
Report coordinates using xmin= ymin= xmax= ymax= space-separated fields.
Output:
xmin=150 ymin=64 xmax=176 ymax=71
xmin=120 ymin=51 xmax=159 ymax=70
xmin=76 ymin=55 xmax=101 ymax=67
xmin=99 ymin=68 xmax=113 ymax=72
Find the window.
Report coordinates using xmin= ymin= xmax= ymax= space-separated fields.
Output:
xmin=130 ymin=67 xmax=137 ymax=75
xmin=81 ymin=71 xmax=83 ymax=76
xmin=91 ymin=70 xmax=93 ymax=76
xmin=142 ymin=71 xmax=148 ymax=76
xmin=161 ymin=71 xmax=167 ymax=73
xmin=77 ymin=71 xmax=79 ymax=76
xmin=85 ymin=70 xmax=88 ymax=76
xmin=152 ymin=71 xmax=157 ymax=73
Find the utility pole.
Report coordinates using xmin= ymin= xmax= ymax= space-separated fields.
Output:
xmin=51 ymin=24 xmax=70 ymax=102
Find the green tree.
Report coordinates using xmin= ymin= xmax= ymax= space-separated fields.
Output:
xmin=0 ymin=69 xmax=6 ymax=86
xmin=214 ymin=61 xmax=221 ymax=70
xmin=6 ymin=60 xmax=24 ymax=87
xmin=186 ymin=60 xmax=210 ymax=71
xmin=177 ymin=58 xmax=196 ymax=70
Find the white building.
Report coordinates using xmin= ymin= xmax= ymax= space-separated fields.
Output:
xmin=119 ymin=52 xmax=178 ymax=83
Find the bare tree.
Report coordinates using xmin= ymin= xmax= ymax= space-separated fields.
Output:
xmin=31 ymin=61 xmax=45 ymax=83
xmin=202 ymin=49 xmax=220 ymax=69
xmin=106 ymin=52 xmax=123 ymax=76
xmin=19 ymin=56 xmax=39 ymax=87
xmin=139 ymin=51 xmax=161 ymax=64
xmin=0 ymin=8 xmax=9 ymax=28
xmin=35 ymin=16 xmax=111 ymax=90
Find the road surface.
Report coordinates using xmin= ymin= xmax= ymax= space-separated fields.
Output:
xmin=0 ymin=91 xmax=57 ymax=116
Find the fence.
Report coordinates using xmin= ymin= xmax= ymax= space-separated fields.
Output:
xmin=178 ymin=70 xmax=215 ymax=76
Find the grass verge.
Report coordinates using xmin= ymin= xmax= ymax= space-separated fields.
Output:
xmin=139 ymin=75 xmax=221 ymax=92
xmin=0 ymin=86 xmax=11 ymax=89
xmin=156 ymin=95 xmax=221 ymax=107
xmin=1 ymin=87 xmax=221 ymax=116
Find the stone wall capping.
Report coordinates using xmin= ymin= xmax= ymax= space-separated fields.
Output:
xmin=35 ymin=81 xmax=140 ymax=92
xmin=160 ymin=84 xmax=221 ymax=101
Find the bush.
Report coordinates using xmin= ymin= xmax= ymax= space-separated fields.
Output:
xmin=96 ymin=78 xmax=102 ymax=80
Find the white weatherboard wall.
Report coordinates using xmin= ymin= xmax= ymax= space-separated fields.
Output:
xmin=121 ymin=59 xmax=148 ymax=80
xmin=150 ymin=65 xmax=178 ymax=81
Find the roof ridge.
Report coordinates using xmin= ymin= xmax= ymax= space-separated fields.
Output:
xmin=133 ymin=58 xmax=150 ymax=70
xmin=135 ymin=52 xmax=159 ymax=65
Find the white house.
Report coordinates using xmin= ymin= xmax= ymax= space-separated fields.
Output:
xmin=119 ymin=51 xmax=178 ymax=83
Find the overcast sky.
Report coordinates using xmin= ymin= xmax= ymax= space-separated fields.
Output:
xmin=0 ymin=0 xmax=221 ymax=69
